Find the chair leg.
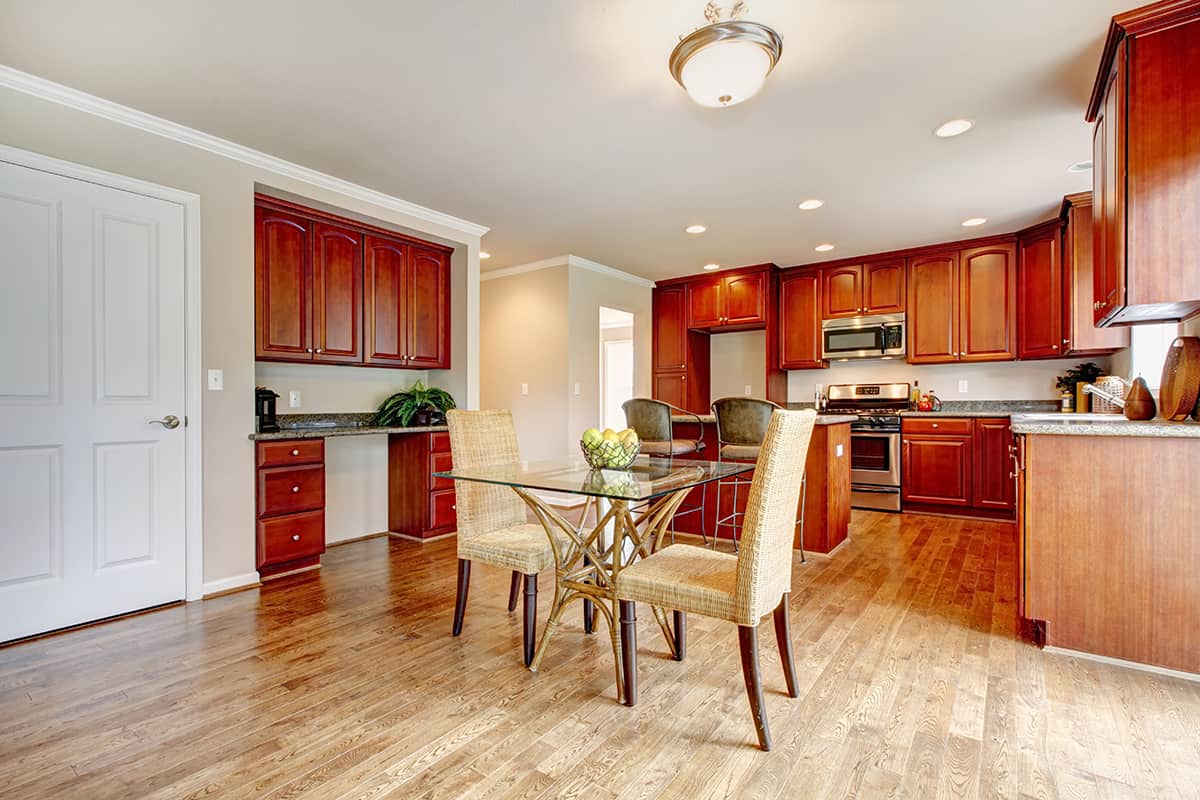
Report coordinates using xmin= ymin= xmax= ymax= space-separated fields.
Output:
xmin=507 ymin=570 xmax=521 ymax=613
xmin=619 ymin=600 xmax=638 ymax=706
xmin=452 ymin=559 xmax=471 ymax=636
xmin=584 ymin=599 xmax=595 ymax=634
xmin=797 ymin=474 xmax=807 ymax=565
xmin=773 ymin=594 xmax=800 ymax=698
xmin=672 ymin=610 xmax=686 ymax=661
xmin=522 ymin=574 xmax=538 ymax=667
xmin=738 ymin=625 xmax=772 ymax=751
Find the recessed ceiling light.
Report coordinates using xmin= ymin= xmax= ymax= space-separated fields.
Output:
xmin=703 ymin=263 xmax=721 ymax=271
xmin=479 ymin=251 xmax=491 ymax=260
xmin=1068 ymin=160 xmax=1093 ymax=173
xmin=798 ymin=199 xmax=824 ymax=210
xmin=934 ymin=119 xmax=974 ymax=138
xmin=815 ymin=243 xmax=835 ymax=252
xmin=686 ymin=224 xmax=707 ymax=234
xmin=961 ymin=217 xmax=987 ymax=227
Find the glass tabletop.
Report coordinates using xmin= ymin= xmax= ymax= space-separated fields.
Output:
xmin=434 ymin=457 xmax=753 ymax=502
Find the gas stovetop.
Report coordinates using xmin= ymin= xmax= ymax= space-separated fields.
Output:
xmin=823 ymin=383 xmax=911 ymax=427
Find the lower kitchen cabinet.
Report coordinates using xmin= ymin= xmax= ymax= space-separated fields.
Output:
xmin=255 ymin=439 xmax=327 ymax=578
xmin=901 ymin=417 xmax=1015 ymax=518
xmin=388 ymin=431 xmax=457 ymax=539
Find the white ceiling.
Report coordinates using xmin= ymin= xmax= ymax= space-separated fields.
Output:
xmin=0 ymin=0 xmax=1127 ymax=281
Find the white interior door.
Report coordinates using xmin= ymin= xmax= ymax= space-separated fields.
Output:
xmin=0 ymin=160 xmax=187 ymax=642
xmin=602 ymin=338 xmax=634 ymax=431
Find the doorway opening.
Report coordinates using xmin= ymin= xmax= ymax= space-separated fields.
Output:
xmin=599 ymin=307 xmax=635 ymax=431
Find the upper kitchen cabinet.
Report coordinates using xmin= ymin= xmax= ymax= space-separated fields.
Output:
xmin=959 ymin=243 xmax=1017 ymax=362
xmin=907 ymin=251 xmax=958 ymax=363
xmin=254 ymin=194 xmax=452 ymax=370
xmin=820 ymin=260 xmax=905 ymax=319
xmin=686 ymin=267 xmax=769 ymax=330
xmin=653 ymin=285 xmax=688 ymax=372
xmin=1087 ymin=1 xmax=1200 ymax=326
xmin=779 ymin=270 xmax=826 ymax=369
xmin=686 ymin=277 xmax=723 ymax=329
xmin=1017 ymin=221 xmax=1065 ymax=360
xmin=1060 ymin=193 xmax=1126 ymax=355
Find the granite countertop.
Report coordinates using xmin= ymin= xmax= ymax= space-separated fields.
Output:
xmin=901 ymin=400 xmax=1059 ymax=418
xmin=670 ymin=412 xmax=857 ymax=426
xmin=1010 ymin=414 xmax=1200 ymax=438
xmin=249 ymin=412 xmax=447 ymax=441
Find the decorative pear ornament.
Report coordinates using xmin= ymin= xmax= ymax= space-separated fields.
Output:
xmin=1123 ymin=376 xmax=1157 ymax=421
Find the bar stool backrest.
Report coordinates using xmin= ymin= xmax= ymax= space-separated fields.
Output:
xmin=711 ymin=397 xmax=781 ymax=448
xmin=621 ymin=398 xmax=674 ymax=442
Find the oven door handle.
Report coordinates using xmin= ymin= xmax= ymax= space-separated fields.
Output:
xmin=851 ymin=485 xmax=900 ymax=494
xmin=850 ymin=432 xmax=899 ymax=438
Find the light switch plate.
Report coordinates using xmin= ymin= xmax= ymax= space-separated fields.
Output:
xmin=958 ymin=380 xmax=969 ymax=394
xmin=836 ymin=444 xmax=844 ymax=457
xmin=744 ymin=384 xmax=753 ymax=396
xmin=574 ymin=382 xmax=581 ymax=396
xmin=289 ymin=390 xmax=301 ymax=409
xmin=521 ymin=383 xmax=529 ymax=396
xmin=207 ymin=369 xmax=223 ymax=391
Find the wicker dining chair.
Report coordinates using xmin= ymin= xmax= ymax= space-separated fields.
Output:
xmin=615 ymin=408 xmax=817 ymax=751
xmin=446 ymin=409 xmax=564 ymax=666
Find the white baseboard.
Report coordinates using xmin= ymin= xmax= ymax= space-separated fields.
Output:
xmin=1044 ymin=646 xmax=1200 ymax=682
xmin=200 ymin=572 xmax=262 ymax=599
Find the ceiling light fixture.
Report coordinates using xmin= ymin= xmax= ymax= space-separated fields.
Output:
xmin=815 ymin=243 xmax=835 ymax=252
xmin=961 ymin=217 xmax=987 ymax=227
xmin=1068 ymin=160 xmax=1093 ymax=173
xmin=479 ymin=251 xmax=491 ymax=259
xmin=669 ymin=2 xmax=783 ymax=108
xmin=797 ymin=199 xmax=824 ymax=210
xmin=934 ymin=119 xmax=974 ymax=138
xmin=703 ymin=263 xmax=721 ymax=271
xmin=686 ymin=224 xmax=708 ymax=234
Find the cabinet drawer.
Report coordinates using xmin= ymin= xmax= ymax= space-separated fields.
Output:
xmin=258 ymin=464 xmax=325 ymax=517
xmin=257 ymin=439 xmax=324 ymax=468
xmin=430 ymin=431 xmax=451 ymax=453
xmin=901 ymin=417 xmax=973 ymax=436
xmin=257 ymin=510 xmax=325 ymax=568
xmin=430 ymin=450 xmax=454 ymax=490
xmin=431 ymin=489 xmax=457 ymax=530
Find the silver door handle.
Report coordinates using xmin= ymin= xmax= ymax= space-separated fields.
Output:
xmin=149 ymin=415 xmax=181 ymax=430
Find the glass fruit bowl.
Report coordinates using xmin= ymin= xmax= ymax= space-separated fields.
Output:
xmin=580 ymin=437 xmax=640 ymax=470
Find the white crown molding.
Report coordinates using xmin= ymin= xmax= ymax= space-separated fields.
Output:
xmin=0 ymin=64 xmax=489 ymax=239
xmin=480 ymin=254 xmax=654 ymax=288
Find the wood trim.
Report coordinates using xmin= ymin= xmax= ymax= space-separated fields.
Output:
xmin=655 ymin=262 xmax=778 ymax=287
xmin=255 ymin=192 xmax=454 ymax=254
xmin=202 ymin=580 xmax=264 ymax=600
xmin=327 ymin=531 xmax=391 ymax=547
xmin=781 ymin=233 xmax=1017 ymax=274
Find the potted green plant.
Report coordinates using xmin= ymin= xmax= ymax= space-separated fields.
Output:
xmin=1055 ymin=362 xmax=1103 ymax=412
xmin=375 ymin=381 xmax=456 ymax=427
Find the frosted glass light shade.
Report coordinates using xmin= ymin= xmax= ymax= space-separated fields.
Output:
xmin=680 ymin=41 xmax=772 ymax=107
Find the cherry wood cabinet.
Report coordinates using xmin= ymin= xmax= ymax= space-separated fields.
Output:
xmin=254 ymin=194 xmax=452 ymax=370
xmin=821 ymin=261 xmax=905 ymax=320
xmin=822 ymin=265 xmax=863 ymax=319
xmin=863 ymin=260 xmax=906 ymax=314
xmin=1087 ymin=2 xmax=1200 ymax=326
xmin=778 ymin=270 xmax=826 ymax=369
xmin=959 ymin=244 xmax=1017 ymax=362
xmin=255 ymin=439 xmax=326 ymax=579
xmin=907 ymin=251 xmax=959 ymax=363
xmin=902 ymin=432 xmax=972 ymax=507
xmin=1017 ymin=222 xmax=1065 ymax=360
xmin=1060 ymin=193 xmax=1127 ymax=355
xmin=686 ymin=271 xmax=767 ymax=330
xmin=652 ymin=285 xmax=710 ymax=413
xmin=388 ymin=431 xmax=456 ymax=539
xmin=653 ymin=285 xmax=688 ymax=372
xmin=687 ymin=278 xmax=723 ymax=329
xmin=901 ymin=417 xmax=1015 ymax=517
xmin=972 ymin=418 xmax=1015 ymax=511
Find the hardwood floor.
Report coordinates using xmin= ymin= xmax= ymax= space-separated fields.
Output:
xmin=2 ymin=511 xmax=1198 ymax=799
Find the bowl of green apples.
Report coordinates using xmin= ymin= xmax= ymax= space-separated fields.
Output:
xmin=580 ymin=427 xmax=640 ymax=470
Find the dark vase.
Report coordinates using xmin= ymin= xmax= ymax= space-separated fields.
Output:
xmin=411 ymin=409 xmax=433 ymax=427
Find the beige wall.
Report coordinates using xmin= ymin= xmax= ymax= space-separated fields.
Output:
xmin=709 ymin=331 xmax=768 ymax=403
xmin=480 ymin=267 xmax=570 ymax=461
xmin=0 ymin=85 xmax=481 ymax=587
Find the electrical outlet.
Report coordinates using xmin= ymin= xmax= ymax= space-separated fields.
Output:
xmin=836 ymin=444 xmax=844 ymax=457
xmin=289 ymin=390 xmax=301 ymax=409
xmin=744 ymin=384 xmax=753 ymax=396
xmin=958 ymin=380 xmax=969 ymax=394
xmin=521 ymin=383 xmax=529 ymax=396
xmin=207 ymin=369 xmax=223 ymax=391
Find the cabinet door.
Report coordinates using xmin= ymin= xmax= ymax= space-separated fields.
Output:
xmin=901 ymin=435 xmax=972 ymax=507
xmin=723 ymin=272 xmax=767 ymax=326
xmin=255 ymin=206 xmax=312 ymax=360
xmin=959 ymin=244 xmax=1017 ymax=362
xmin=1093 ymin=41 xmax=1125 ymax=325
xmin=687 ymin=278 xmax=723 ymax=328
xmin=653 ymin=372 xmax=687 ymax=408
xmin=311 ymin=222 xmax=362 ymax=364
xmin=906 ymin=252 xmax=958 ymax=364
xmin=973 ymin=418 xmax=1014 ymax=511
xmin=1063 ymin=197 xmax=1127 ymax=354
xmin=653 ymin=286 xmax=688 ymax=371
xmin=363 ymin=235 xmax=408 ymax=366
xmin=863 ymin=260 xmax=906 ymax=314
xmin=779 ymin=271 xmax=825 ymax=369
xmin=1017 ymin=227 xmax=1064 ymax=360
xmin=822 ymin=265 xmax=863 ymax=319
xmin=406 ymin=246 xmax=450 ymax=369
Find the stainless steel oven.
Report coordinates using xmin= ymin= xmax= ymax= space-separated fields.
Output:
xmin=825 ymin=383 xmax=909 ymax=513
xmin=821 ymin=313 xmax=905 ymax=360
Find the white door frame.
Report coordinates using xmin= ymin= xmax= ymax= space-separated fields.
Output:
xmin=0 ymin=143 xmax=205 ymax=602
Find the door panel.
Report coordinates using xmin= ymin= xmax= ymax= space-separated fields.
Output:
xmin=1018 ymin=228 xmax=1064 ymax=360
xmin=973 ymin=418 xmax=1015 ymax=511
xmin=407 ymin=246 xmax=450 ymax=369
xmin=0 ymin=160 xmax=187 ymax=642
xmin=255 ymin=207 xmax=311 ymax=360
xmin=822 ymin=265 xmax=863 ymax=319
xmin=1098 ymin=47 xmax=1125 ymax=322
xmin=864 ymin=260 xmax=906 ymax=314
xmin=901 ymin=436 xmax=972 ymax=507
xmin=779 ymin=271 xmax=825 ymax=369
xmin=687 ymin=279 xmax=723 ymax=328
xmin=653 ymin=286 xmax=687 ymax=371
xmin=907 ymin=252 xmax=958 ymax=363
xmin=311 ymin=223 xmax=362 ymax=364
xmin=653 ymin=372 xmax=686 ymax=408
xmin=723 ymin=272 xmax=767 ymax=325
xmin=959 ymin=244 xmax=1017 ymax=362
xmin=364 ymin=235 xmax=407 ymax=366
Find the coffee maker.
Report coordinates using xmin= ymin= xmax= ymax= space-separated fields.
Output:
xmin=255 ymin=387 xmax=280 ymax=433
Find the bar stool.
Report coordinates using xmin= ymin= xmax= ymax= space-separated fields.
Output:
xmin=621 ymin=398 xmax=708 ymax=544
xmin=711 ymin=397 xmax=806 ymax=560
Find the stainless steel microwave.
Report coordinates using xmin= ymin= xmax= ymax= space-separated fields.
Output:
xmin=821 ymin=313 xmax=905 ymax=360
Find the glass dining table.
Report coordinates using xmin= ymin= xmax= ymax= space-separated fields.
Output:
xmin=434 ymin=456 xmax=753 ymax=703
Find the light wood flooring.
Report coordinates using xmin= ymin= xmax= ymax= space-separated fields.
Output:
xmin=2 ymin=511 xmax=1199 ymax=799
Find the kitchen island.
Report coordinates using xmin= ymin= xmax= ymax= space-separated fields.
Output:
xmin=1011 ymin=414 xmax=1200 ymax=675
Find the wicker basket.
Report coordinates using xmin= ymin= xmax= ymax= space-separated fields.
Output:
xmin=580 ymin=437 xmax=639 ymax=470
xmin=1091 ymin=376 xmax=1129 ymax=414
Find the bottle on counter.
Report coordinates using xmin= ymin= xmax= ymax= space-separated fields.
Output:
xmin=1060 ymin=390 xmax=1075 ymax=413
xmin=928 ymin=390 xmax=942 ymax=411
xmin=910 ymin=380 xmax=920 ymax=407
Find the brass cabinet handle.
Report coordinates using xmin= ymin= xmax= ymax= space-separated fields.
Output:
xmin=292 ymin=534 xmax=301 ymax=541
xmin=292 ymin=486 xmax=300 ymax=493
xmin=291 ymin=449 xmax=300 ymax=456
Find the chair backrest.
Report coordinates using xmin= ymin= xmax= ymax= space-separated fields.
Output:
xmin=445 ymin=409 xmax=527 ymax=543
xmin=622 ymin=398 xmax=673 ymax=442
xmin=733 ymin=409 xmax=817 ymax=625
xmin=711 ymin=397 xmax=781 ymax=447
